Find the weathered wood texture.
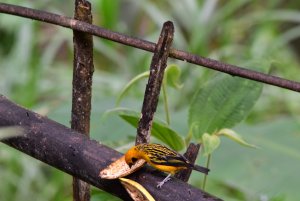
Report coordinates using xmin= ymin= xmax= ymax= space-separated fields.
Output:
xmin=0 ymin=95 xmax=222 ymax=201
xmin=136 ymin=21 xmax=174 ymax=145
xmin=72 ymin=1 xmax=94 ymax=200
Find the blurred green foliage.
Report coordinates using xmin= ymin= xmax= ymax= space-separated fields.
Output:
xmin=1 ymin=0 xmax=300 ymax=201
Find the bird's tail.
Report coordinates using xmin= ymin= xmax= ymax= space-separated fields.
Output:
xmin=192 ymin=164 xmax=209 ymax=175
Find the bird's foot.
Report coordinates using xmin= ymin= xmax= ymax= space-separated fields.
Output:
xmin=156 ymin=174 xmax=172 ymax=188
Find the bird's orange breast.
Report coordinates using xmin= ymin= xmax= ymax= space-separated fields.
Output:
xmin=148 ymin=162 xmax=187 ymax=175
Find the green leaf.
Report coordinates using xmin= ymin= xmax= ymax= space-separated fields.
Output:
xmin=107 ymin=108 xmax=185 ymax=151
xmin=212 ymin=118 xmax=300 ymax=200
xmin=202 ymin=133 xmax=220 ymax=155
xmin=116 ymin=64 xmax=182 ymax=106
xmin=120 ymin=114 xmax=185 ymax=151
xmin=217 ymin=128 xmax=258 ymax=148
xmin=115 ymin=71 xmax=149 ymax=106
xmin=99 ymin=0 xmax=120 ymax=30
xmin=164 ymin=64 xmax=183 ymax=89
xmin=188 ymin=73 xmax=263 ymax=140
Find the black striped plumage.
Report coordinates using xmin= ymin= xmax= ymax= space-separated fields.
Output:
xmin=125 ymin=143 xmax=209 ymax=188
xmin=136 ymin=143 xmax=193 ymax=167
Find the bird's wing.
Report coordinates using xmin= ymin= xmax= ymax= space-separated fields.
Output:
xmin=141 ymin=144 xmax=191 ymax=167
xmin=149 ymin=151 xmax=190 ymax=167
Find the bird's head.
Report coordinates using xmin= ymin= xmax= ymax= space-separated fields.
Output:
xmin=124 ymin=146 xmax=139 ymax=168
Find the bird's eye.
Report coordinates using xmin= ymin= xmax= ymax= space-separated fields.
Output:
xmin=132 ymin=157 xmax=138 ymax=163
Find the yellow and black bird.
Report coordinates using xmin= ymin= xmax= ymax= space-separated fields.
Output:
xmin=124 ymin=143 xmax=209 ymax=188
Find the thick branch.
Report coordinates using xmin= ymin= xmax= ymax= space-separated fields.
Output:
xmin=0 ymin=95 xmax=222 ymax=201
xmin=136 ymin=21 xmax=174 ymax=144
xmin=72 ymin=1 xmax=93 ymax=201
xmin=0 ymin=3 xmax=299 ymax=92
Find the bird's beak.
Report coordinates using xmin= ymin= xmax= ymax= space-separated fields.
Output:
xmin=128 ymin=163 xmax=133 ymax=168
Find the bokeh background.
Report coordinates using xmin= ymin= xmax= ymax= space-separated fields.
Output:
xmin=1 ymin=0 xmax=300 ymax=200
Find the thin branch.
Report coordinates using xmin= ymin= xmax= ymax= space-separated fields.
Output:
xmin=0 ymin=94 xmax=222 ymax=201
xmin=0 ymin=3 xmax=155 ymax=52
xmin=136 ymin=21 xmax=174 ymax=145
xmin=71 ymin=1 xmax=93 ymax=201
xmin=0 ymin=3 xmax=299 ymax=92
xmin=175 ymin=143 xmax=201 ymax=182
xmin=202 ymin=154 xmax=212 ymax=190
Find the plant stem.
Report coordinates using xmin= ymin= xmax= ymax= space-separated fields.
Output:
xmin=162 ymin=82 xmax=171 ymax=125
xmin=202 ymin=154 xmax=211 ymax=190
xmin=185 ymin=127 xmax=193 ymax=146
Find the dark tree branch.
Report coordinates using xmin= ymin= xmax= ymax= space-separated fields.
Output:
xmin=0 ymin=95 xmax=222 ymax=201
xmin=0 ymin=3 xmax=299 ymax=92
xmin=136 ymin=21 xmax=174 ymax=145
xmin=0 ymin=95 xmax=131 ymax=200
xmin=72 ymin=1 xmax=93 ymax=201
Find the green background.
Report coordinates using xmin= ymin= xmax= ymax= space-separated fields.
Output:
xmin=1 ymin=1 xmax=300 ymax=200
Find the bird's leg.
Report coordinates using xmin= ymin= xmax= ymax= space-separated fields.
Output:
xmin=157 ymin=173 xmax=172 ymax=188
